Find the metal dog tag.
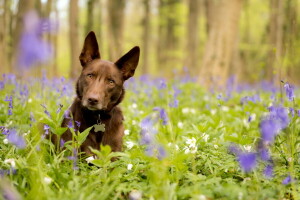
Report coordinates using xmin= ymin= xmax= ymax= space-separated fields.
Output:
xmin=94 ymin=114 xmax=105 ymax=132
xmin=94 ymin=123 xmax=105 ymax=132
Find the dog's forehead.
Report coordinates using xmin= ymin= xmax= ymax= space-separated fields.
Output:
xmin=84 ymin=60 xmax=120 ymax=75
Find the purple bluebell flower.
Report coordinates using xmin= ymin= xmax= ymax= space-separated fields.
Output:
xmin=0 ymin=81 xmax=4 ymax=90
xmin=68 ymin=149 xmax=78 ymax=170
xmin=44 ymin=125 xmax=50 ymax=135
xmin=289 ymin=108 xmax=295 ymax=117
xmin=8 ymin=109 xmax=13 ymax=116
xmin=264 ymin=165 xmax=273 ymax=178
xmin=60 ymin=139 xmax=65 ymax=148
xmin=67 ymin=120 xmax=74 ymax=129
xmin=169 ymin=99 xmax=179 ymax=108
xmin=56 ymin=104 xmax=63 ymax=113
xmin=248 ymin=115 xmax=253 ymax=123
xmin=157 ymin=79 xmax=167 ymax=90
xmin=17 ymin=11 xmax=53 ymax=69
xmin=153 ymin=107 xmax=169 ymax=125
xmin=282 ymin=175 xmax=292 ymax=185
xmin=260 ymin=119 xmax=280 ymax=143
xmin=298 ymin=110 xmax=300 ymax=117
xmin=283 ymin=82 xmax=295 ymax=101
xmin=6 ymin=129 xmax=26 ymax=149
xmin=140 ymin=116 xmax=156 ymax=145
xmin=217 ymin=93 xmax=222 ymax=100
xmin=259 ymin=147 xmax=270 ymax=161
xmin=228 ymin=144 xmax=240 ymax=155
xmin=0 ymin=127 xmax=9 ymax=135
xmin=64 ymin=109 xmax=71 ymax=119
xmin=30 ymin=112 xmax=36 ymax=122
xmin=269 ymin=106 xmax=289 ymax=129
xmin=238 ymin=152 xmax=257 ymax=172
xmin=41 ymin=104 xmax=51 ymax=117
xmin=75 ymin=121 xmax=81 ymax=129
xmin=157 ymin=145 xmax=166 ymax=160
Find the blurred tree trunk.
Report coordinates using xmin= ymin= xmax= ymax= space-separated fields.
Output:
xmin=86 ymin=0 xmax=95 ymax=34
xmin=52 ymin=0 xmax=59 ymax=77
xmin=284 ymin=0 xmax=299 ymax=84
xmin=107 ymin=0 xmax=125 ymax=61
xmin=199 ymin=0 xmax=242 ymax=88
xmin=157 ymin=0 xmax=181 ymax=76
xmin=204 ymin=0 xmax=213 ymax=35
xmin=142 ymin=0 xmax=150 ymax=74
xmin=94 ymin=0 xmax=102 ymax=52
xmin=267 ymin=0 xmax=284 ymax=83
xmin=69 ymin=0 xmax=80 ymax=79
xmin=185 ymin=0 xmax=200 ymax=70
xmin=0 ymin=1 xmax=6 ymax=73
xmin=13 ymin=0 xmax=35 ymax=72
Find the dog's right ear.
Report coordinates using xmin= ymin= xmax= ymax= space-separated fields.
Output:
xmin=79 ymin=31 xmax=101 ymax=66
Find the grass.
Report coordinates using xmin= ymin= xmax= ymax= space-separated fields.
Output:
xmin=0 ymin=73 xmax=299 ymax=200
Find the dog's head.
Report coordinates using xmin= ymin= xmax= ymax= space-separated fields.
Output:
xmin=76 ymin=31 xmax=140 ymax=112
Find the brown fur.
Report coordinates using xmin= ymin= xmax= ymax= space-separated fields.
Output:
xmin=55 ymin=31 xmax=139 ymax=155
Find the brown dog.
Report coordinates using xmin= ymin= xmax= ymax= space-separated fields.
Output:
xmin=58 ymin=31 xmax=139 ymax=155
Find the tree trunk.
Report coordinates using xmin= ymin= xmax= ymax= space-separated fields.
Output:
xmin=199 ymin=0 xmax=242 ymax=88
xmin=267 ymin=0 xmax=284 ymax=84
xmin=157 ymin=0 xmax=181 ymax=76
xmin=142 ymin=0 xmax=150 ymax=74
xmin=185 ymin=0 xmax=200 ymax=70
xmin=86 ymin=0 xmax=95 ymax=34
xmin=13 ymin=0 xmax=35 ymax=73
xmin=69 ymin=0 xmax=80 ymax=79
xmin=284 ymin=0 xmax=299 ymax=84
xmin=107 ymin=0 xmax=125 ymax=61
xmin=0 ymin=1 xmax=6 ymax=73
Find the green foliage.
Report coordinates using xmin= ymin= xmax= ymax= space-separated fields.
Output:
xmin=0 ymin=76 xmax=299 ymax=200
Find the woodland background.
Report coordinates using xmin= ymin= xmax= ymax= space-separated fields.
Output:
xmin=0 ymin=0 xmax=299 ymax=87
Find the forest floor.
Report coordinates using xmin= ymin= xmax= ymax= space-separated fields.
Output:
xmin=0 ymin=73 xmax=299 ymax=200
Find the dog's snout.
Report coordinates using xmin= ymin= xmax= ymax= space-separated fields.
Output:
xmin=88 ymin=97 xmax=98 ymax=105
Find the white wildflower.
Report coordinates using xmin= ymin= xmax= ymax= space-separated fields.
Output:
xmin=203 ymin=95 xmax=209 ymax=101
xmin=124 ymin=129 xmax=130 ymax=135
xmin=127 ymin=163 xmax=133 ymax=170
xmin=43 ymin=177 xmax=52 ymax=184
xmin=221 ymin=106 xmax=229 ymax=112
xmin=28 ymin=98 xmax=32 ymax=103
xmin=184 ymin=147 xmax=190 ymax=154
xmin=126 ymin=141 xmax=134 ymax=149
xmin=132 ymin=103 xmax=137 ymax=109
xmin=182 ymin=108 xmax=190 ymax=114
xmin=190 ymin=108 xmax=196 ymax=114
xmin=243 ymin=119 xmax=249 ymax=128
xmin=4 ymin=159 xmax=16 ymax=168
xmin=190 ymin=146 xmax=198 ymax=154
xmin=214 ymin=145 xmax=218 ymax=149
xmin=210 ymin=109 xmax=217 ymax=115
xmin=250 ymin=113 xmax=256 ymax=121
xmin=243 ymin=145 xmax=252 ymax=152
xmin=3 ymin=138 xmax=8 ymax=144
xmin=85 ymin=156 xmax=95 ymax=163
xmin=202 ymin=133 xmax=209 ymax=142
xmin=198 ymin=195 xmax=207 ymax=200
xmin=129 ymin=190 xmax=142 ymax=200
xmin=177 ymin=122 xmax=183 ymax=129
xmin=186 ymin=137 xmax=196 ymax=146
xmin=132 ymin=120 xmax=137 ymax=125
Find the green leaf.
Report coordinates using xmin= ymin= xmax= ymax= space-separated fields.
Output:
xmin=77 ymin=126 xmax=93 ymax=145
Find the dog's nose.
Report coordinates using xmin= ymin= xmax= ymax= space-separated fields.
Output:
xmin=88 ymin=97 xmax=98 ymax=105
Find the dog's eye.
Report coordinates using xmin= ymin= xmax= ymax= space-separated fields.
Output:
xmin=108 ymin=79 xmax=115 ymax=84
xmin=87 ymin=74 xmax=94 ymax=78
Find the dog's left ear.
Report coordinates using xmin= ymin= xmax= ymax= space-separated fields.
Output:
xmin=79 ymin=31 xmax=101 ymax=67
xmin=115 ymin=46 xmax=140 ymax=80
